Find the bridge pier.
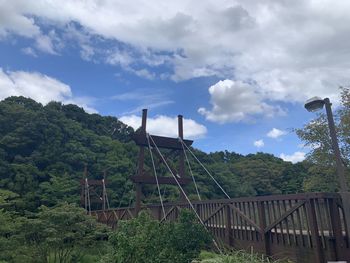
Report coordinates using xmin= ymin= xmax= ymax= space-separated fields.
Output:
xmin=132 ymin=109 xmax=193 ymax=216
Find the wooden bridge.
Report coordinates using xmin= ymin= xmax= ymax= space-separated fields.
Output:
xmin=82 ymin=109 xmax=350 ymax=263
xmin=91 ymin=192 xmax=350 ymax=263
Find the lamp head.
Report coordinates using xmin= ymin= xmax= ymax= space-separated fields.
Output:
xmin=304 ymin=97 xmax=325 ymax=112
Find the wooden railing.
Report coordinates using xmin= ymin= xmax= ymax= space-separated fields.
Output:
xmin=91 ymin=192 xmax=350 ymax=263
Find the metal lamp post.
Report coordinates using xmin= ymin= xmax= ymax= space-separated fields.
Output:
xmin=305 ymin=96 xmax=350 ymax=245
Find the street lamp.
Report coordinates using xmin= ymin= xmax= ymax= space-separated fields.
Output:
xmin=304 ymin=97 xmax=349 ymax=192
xmin=305 ymin=96 xmax=350 ymax=245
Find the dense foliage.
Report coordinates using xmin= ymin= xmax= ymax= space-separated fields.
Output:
xmin=0 ymin=203 xmax=109 ymax=263
xmin=0 ymin=96 xmax=319 ymax=215
xmin=104 ymin=210 xmax=211 ymax=263
xmin=1 ymin=94 xmax=347 ymax=263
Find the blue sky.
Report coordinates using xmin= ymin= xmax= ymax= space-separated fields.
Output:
xmin=1 ymin=1 xmax=348 ymax=163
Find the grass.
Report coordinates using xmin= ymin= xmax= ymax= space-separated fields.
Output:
xmin=192 ymin=250 xmax=294 ymax=263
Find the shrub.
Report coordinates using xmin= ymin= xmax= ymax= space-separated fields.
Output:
xmin=107 ymin=209 xmax=212 ymax=263
xmin=193 ymin=250 xmax=294 ymax=263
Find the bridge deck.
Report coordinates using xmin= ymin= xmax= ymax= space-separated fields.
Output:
xmin=91 ymin=192 xmax=350 ymax=263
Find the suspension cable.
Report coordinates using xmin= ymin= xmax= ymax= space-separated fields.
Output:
xmin=102 ymin=178 xmax=110 ymax=209
xmin=85 ymin=178 xmax=91 ymax=215
xmin=147 ymin=133 xmax=166 ymax=219
xmin=180 ymin=138 xmax=201 ymax=201
xmin=179 ymin=137 xmax=231 ymax=199
xmin=149 ymin=135 xmax=222 ymax=253
xmin=128 ymin=184 xmax=135 ymax=208
xmin=84 ymin=178 xmax=88 ymax=211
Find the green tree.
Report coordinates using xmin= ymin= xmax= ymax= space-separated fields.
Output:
xmin=107 ymin=210 xmax=212 ymax=263
xmin=18 ymin=203 xmax=109 ymax=263
xmin=0 ymin=209 xmax=24 ymax=262
xmin=295 ymin=87 xmax=350 ymax=191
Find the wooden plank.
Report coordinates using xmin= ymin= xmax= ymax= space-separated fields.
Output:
xmin=228 ymin=204 xmax=261 ymax=233
xmin=150 ymin=192 xmax=341 ymax=207
xmin=329 ymin=198 xmax=347 ymax=260
xmin=130 ymin=175 xmax=191 ymax=185
xmin=306 ymin=198 xmax=324 ymax=263
xmin=258 ymin=201 xmax=271 ymax=256
xmin=262 ymin=200 xmax=305 ymax=234
xmin=160 ymin=206 xmax=176 ymax=223
xmin=80 ymin=179 xmax=107 ymax=185
xmin=203 ymin=204 xmax=225 ymax=224
xmin=132 ymin=133 xmax=193 ymax=150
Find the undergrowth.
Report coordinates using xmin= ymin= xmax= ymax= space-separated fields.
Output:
xmin=193 ymin=250 xmax=294 ymax=263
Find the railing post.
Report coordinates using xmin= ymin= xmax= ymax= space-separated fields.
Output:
xmin=306 ymin=197 xmax=324 ymax=263
xmin=258 ymin=201 xmax=270 ymax=257
xmin=196 ymin=203 xmax=200 ymax=217
xmin=175 ymin=206 xmax=179 ymax=221
xmin=329 ymin=197 xmax=346 ymax=260
xmin=225 ymin=204 xmax=232 ymax=246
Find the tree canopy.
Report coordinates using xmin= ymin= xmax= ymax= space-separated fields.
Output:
xmin=0 ymin=96 xmax=321 ymax=214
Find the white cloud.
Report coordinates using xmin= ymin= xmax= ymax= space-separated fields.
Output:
xmin=280 ymin=152 xmax=306 ymax=163
xmin=130 ymin=68 xmax=155 ymax=80
xmin=267 ymin=128 xmax=287 ymax=139
xmin=35 ymin=34 xmax=58 ymax=55
xmin=21 ymin=47 xmax=37 ymax=57
xmin=119 ymin=114 xmax=207 ymax=139
xmin=112 ymin=89 xmax=174 ymax=114
xmin=198 ymin=80 xmax=283 ymax=123
xmin=253 ymin=139 xmax=264 ymax=148
xmin=1 ymin=1 xmax=350 ymax=104
xmin=0 ymin=68 xmax=96 ymax=113
xmin=0 ymin=2 xmax=40 ymax=38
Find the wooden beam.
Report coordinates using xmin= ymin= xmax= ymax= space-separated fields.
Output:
xmin=264 ymin=200 xmax=306 ymax=233
xmin=132 ymin=133 xmax=193 ymax=150
xmin=130 ymin=175 xmax=191 ymax=185
xmin=79 ymin=179 xmax=108 ymax=186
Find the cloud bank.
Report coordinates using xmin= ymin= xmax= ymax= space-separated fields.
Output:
xmin=0 ymin=68 xmax=96 ymax=113
xmin=120 ymin=114 xmax=207 ymax=139
xmin=280 ymin=152 xmax=306 ymax=163
xmin=267 ymin=128 xmax=287 ymax=139
xmin=1 ymin=1 xmax=350 ymax=122
xmin=254 ymin=139 xmax=264 ymax=148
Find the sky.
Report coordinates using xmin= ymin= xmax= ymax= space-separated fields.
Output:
xmin=1 ymin=0 xmax=349 ymax=163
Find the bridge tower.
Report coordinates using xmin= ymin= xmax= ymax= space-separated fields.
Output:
xmin=80 ymin=165 xmax=109 ymax=212
xmin=131 ymin=109 xmax=194 ymax=215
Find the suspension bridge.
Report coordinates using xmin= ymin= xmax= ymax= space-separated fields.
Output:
xmin=81 ymin=109 xmax=350 ymax=263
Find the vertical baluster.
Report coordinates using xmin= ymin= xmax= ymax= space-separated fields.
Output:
xmin=234 ymin=203 xmax=240 ymax=239
xmin=282 ymin=200 xmax=291 ymax=246
xmin=276 ymin=200 xmax=285 ymax=245
xmin=306 ymin=197 xmax=324 ymax=263
xmin=271 ymin=200 xmax=279 ymax=244
xmin=288 ymin=199 xmax=298 ymax=246
xmin=241 ymin=202 xmax=247 ymax=240
xmin=240 ymin=202 xmax=247 ymax=240
xmin=258 ymin=200 xmax=270 ymax=257
xmin=329 ymin=197 xmax=346 ymax=260
xmin=296 ymin=201 xmax=305 ymax=247
xmin=266 ymin=201 xmax=273 ymax=243
xmin=302 ymin=203 xmax=312 ymax=248
xmin=315 ymin=199 xmax=326 ymax=249
xmin=252 ymin=202 xmax=259 ymax=241
xmin=247 ymin=202 xmax=254 ymax=241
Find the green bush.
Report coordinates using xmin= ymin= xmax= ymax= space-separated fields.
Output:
xmin=193 ymin=250 xmax=294 ymax=263
xmin=0 ymin=203 xmax=109 ymax=263
xmin=106 ymin=209 xmax=212 ymax=263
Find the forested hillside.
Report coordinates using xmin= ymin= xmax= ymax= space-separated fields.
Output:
xmin=0 ymin=96 xmax=313 ymax=213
